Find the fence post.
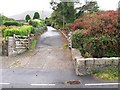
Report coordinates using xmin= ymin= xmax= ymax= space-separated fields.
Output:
xmin=6 ymin=38 xmax=8 ymax=56
xmin=68 ymin=32 xmax=72 ymax=49
xmin=28 ymin=34 xmax=30 ymax=49
xmin=2 ymin=40 xmax=4 ymax=55
xmin=2 ymin=38 xmax=9 ymax=56
xmin=13 ymin=34 xmax=16 ymax=51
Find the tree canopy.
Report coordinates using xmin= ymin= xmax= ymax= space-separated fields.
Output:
xmin=50 ymin=1 xmax=76 ymax=27
xmin=25 ymin=14 xmax=31 ymax=22
xmin=33 ymin=12 xmax=40 ymax=19
xmin=0 ymin=14 xmax=15 ymax=25
xmin=50 ymin=0 xmax=100 ymax=28
xmin=80 ymin=1 xmax=99 ymax=13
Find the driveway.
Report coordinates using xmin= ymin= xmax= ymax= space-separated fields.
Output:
xmin=0 ymin=26 xmax=118 ymax=88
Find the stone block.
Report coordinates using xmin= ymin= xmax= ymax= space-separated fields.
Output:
xmin=76 ymin=59 xmax=85 ymax=67
xmin=104 ymin=58 xmax=119 ymax=66
xmin=110 ymin=57 xmax=119 ymax=66
xmin=94 ymin=58 xmax=106 ymax=65
xmin=85 ymin=58 xmax=94 ymax=66
xmin=71 ymin=48 xmax=83 ymax=61
xmin=76 ymin=67 xmax=87 ymax=76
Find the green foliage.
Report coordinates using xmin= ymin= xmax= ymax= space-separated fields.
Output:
xmin=72 ymin=30 xmax=85 ymax=48
xmin=3 ymin=21 xmax=24 ymax=26
xmin=29 ymin=20 xmax=45 ymax=28
xmin=72 ymin=30 xmax=120 ymax=57
xmin=50 ymin=0 xmax=100 ymax=28
xmin=72 ymin=30 xmax=87 ymax=56
xmin=93 ymin=68 xmax=119 ymax=80
xmin=45 ymin=17 xmax=51 ymax=26
xmin=3 ymin=25 xmax=34 ymax=38
xmin=64 ymin=44 xmax=68 ymax=49
xmin=0 ymin=16 xmax=3 ymax=25
xmin=71 ymin=11 xmax=120 ymax=57
xmin=33 ymin=12 xmax=40 ymax=19
xmin=80 ymin=1 xmax=99 ymax=14
xmin=25 ymin=14 xmax=31 ymax=22
xmin=75 ymin=11 xmax=84 ymax=19
xmin=30 ymin=40 xmax=37 ymax=49
xmin=85 ymin=36 xmax=119 ymax=57
xmin=1 ymin=15 xmax=15 ymax=22
xmin=0 ymin=14 xmax=15 ymax=25
xmin=50 ymin=1 xmax=76 ymax=28
xmin=118 ymin=1 xmax=120 ymax=11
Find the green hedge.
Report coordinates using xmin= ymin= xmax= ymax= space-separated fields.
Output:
xmin=3 ymin=21 xmax=24 ymax=26
xmin=29 ymin=20 xmax=45 ymax=28
xmin=72 ymin=30 xmax=120 ymax=58
xmin=3 ymin=25 xmax=35 ymax=38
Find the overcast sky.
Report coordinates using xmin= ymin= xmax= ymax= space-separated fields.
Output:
xmin=0 ymin=0 xmax=119 ymax=16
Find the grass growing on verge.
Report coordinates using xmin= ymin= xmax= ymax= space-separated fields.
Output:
xmin=93 ymin=68 xmax=120 ymax=81
xmin=30 ymin=40 xmax=37 ymax=49
xmin=64 ymin=44 xmax=69 ymax=49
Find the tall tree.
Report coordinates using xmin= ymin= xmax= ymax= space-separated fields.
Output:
xmin=33 ymin=12 xmax=40 ymax=19
xmin=75 ymin=1 xmax=100 ymax=19
xmin=79 ymin=1 xmax=99 ymax=13
xmin=25 ymin=14 xmax=31 ymax=22
xmin=0 ymin=14 xmax=15 ymax=25
xmin=50 ymin=1 xmax=76 ymax=28
xmin=118 ymin=1 xmax=120 ymax=11
xmin=0 ymin=14 xmax=3 ymax=25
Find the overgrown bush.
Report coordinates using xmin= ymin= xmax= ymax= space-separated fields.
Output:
xmin=0 ymin=15 xmax=15 ymax=25
xmin=3 ymin=21 xmax=24 ymax=26
xmin=70 ymin=11 xmax=119 ymax=37
xmin=72 ymin=30 xmax=87 ymax=56
xmin=60 ymin=23 xmax=73 ymax=35
xmin=29 ymin=20 xmax=45 ymax=28
xmin=71 ymin=11 xmax=120 ymax=57
xmin=45 ymin=18 xmax=51 ymax=26
xmin=72 ymin=30 xmax=120 ymax=57
xmin=85 ymin=36 xmax=119 ymax=57
xmin=3 ymin=25 xmax=35 ymax=38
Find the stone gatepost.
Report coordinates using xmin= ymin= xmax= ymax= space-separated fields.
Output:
xmin=7 ymin=37 xmax=15 ymax=55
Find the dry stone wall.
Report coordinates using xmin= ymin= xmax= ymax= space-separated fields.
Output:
xmin=7 ymin=37 xmax=26 ymax=56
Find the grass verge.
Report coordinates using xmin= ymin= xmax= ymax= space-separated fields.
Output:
xmin=30 ymin=40 xmax=37 ymax=49
xmin=92 ymin=67 xmax=120 ymax=81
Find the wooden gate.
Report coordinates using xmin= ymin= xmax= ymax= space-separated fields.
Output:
xmin=13 ymin=34 xmax=30 ymax=50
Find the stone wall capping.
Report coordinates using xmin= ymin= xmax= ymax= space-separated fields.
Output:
xmin=101 ymin=57 xmax=119 ymax=59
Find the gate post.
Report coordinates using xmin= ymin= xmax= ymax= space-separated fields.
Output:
xmin=2 ymin=38 xmax=9 ymax=56
xmin=28 ymin=34 xmax=30 ymax=49
xmin=6 ymin=38 xmax=8 ymax=56
xmin=13 ymin=34 xmax=16 ymax=51
xmin=2 ymin=40 xmax=4 ymax=55
xmin=68 ymin=32 xmax=72 ymax=49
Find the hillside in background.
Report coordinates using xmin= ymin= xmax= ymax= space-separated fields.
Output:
xmin=9 ymin=10 xmax=52 ymax=20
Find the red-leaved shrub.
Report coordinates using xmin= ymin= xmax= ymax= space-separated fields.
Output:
xmin=70 ymin=10 xmax=119 ymax=36
xmin=71 ymin=11 xmax=120 ymax=57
